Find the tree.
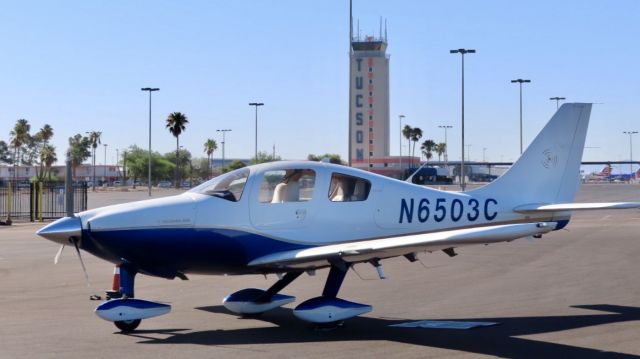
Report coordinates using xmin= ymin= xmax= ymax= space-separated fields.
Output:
xmin=435 ymin=142 xmax=446 ymax=162
xmin=307 ymin=153 xmax=345 ymax=165
xmin=249 ymin=151 xmax=281 ymax=165
xmin=402 ymin=125 xmax=412 ymax=163
xmin=9 ymin=119 xmax=31 ymax=181
xmin=166 ymin=112 xmax=189 ymax=188
xmin=68 ymin=134 xmax=91 ymax=179
xmin=39 ymin=144 xmax=57 ymax=181
xmin=0 ymin=141 xmax=11 ymax=164
xmin=163 ymin=149 xmax=191 ymax=183
xmin=124 ymin=145 xmax=175 ymax=186
xmin=222 ymin=160 xmax=246 ymax=173
xmin=38 ymin=124 xmax=54 ymax=145
xmin=87 ymin=131 xmax=101 ymax=190
xmin=410 ymin=127 xmax=423 ymax=167
xmin=204 ymin=139 xmax=217 ymax=180
xmin=421 ymin=139 xmax=436 ymax=164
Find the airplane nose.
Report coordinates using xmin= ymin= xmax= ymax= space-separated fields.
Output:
xmin=37 ymin=216 xmax=82 ymax=245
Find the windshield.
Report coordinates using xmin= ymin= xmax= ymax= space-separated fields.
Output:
xmin=189 ymin=167 xmax=250 ymax=202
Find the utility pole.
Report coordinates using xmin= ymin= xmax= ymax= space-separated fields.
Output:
xmin=450 ymin=48 xmax=475 ymax=190
xmin=511 ymin=78 xmax=531 ymax=155
xmin=141 ymin=87 xmax=160 ymax=196
xmin=249 ymin=102 xmax=264 ymax=163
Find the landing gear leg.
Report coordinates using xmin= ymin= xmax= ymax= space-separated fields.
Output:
xmin=113 ymin=265 xmax=140 ymax=332
xmin=255 ymin=271 xmax=303 ymax=303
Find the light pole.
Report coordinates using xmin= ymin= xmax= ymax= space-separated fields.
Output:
xmin=483 ymin=147 xmax=487 ymax=162
xmin=217 ymin=129 xmax=231 ymax=170
xmin=465 ymin=144 xmax=472 ymax=162
xmin=399 ymin=115 xmax=405 ymax=171
xmin=141 ymin=87 xmax=159 ymax=196
xmin=249 ymin=102 xmax=264 ymax=163
xmin=550 ymin=96 xmax=565 ymax=110
xmin=103 ymin=143 xmax=108 ymax=185
xmin=450 ymin=48 xmax=475 ymax=190
xmin=511 ymin=78 xmax=531 ymax=155
xmin=624 ymin=131 xmax=638 ymax=175
xmin=116 ymin=148 xmax=120 ymax=185
xmin=438 ymin=125 xmax=453 ymax=165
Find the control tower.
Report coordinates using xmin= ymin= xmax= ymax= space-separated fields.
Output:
xmin=348 ymin=28 xmax=390 ymax=170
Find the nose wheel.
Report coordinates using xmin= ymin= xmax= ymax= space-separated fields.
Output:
xmin=114 ymin=319 xmax=141 ymax=332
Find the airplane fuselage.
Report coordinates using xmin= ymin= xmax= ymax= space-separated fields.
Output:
xmin=74 ymin=161 xmax=562 ymax=278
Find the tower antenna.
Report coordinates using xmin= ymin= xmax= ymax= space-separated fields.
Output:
xmin=385 ymin=18 xmax=387 ymax=42
xmin=349 ymin=0 xmax=353 ymax=54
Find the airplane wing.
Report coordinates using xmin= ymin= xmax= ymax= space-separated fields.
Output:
xmin=514 ymin=202 xmax=640 ymax=213
xmin=248 ymin=222 xmax=556 ymax=270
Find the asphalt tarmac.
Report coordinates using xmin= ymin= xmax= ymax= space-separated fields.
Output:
xmin=1 ymin=184 xmax=639 ymax=358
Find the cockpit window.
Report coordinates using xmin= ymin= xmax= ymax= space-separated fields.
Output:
xmin=328 ymin=173 xmax=371 ymax=202
xmin=259 ymin=169 xmax=316 ymax=203
xmin=189 ymin=167 xmax=249 ymax=202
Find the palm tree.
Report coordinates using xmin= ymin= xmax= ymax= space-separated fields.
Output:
xmin=166 ymin=112 xmax=189 ymax=188
xmin=435 ymin=142 xmax=447 ymax=162
xmin=435 ymin=142 xmax=446 ymax=162
xmin=9 ymin=119 xmax=30 ymax=183
xmin=87 ymin=131 xmax=102 ymax=191
xmin=203 ymin=139 xmax=217 ymax=180
xmin=68 ymin=134 xmax=91 ymax=180
xmin=402 ymin=125 xmax=412 ymax=163
xmin=410 ymin=127 xmax=423 ymax=167
xmin=421 ymin=139 xmax=436 ymax=164
xmin=38 ymin=124 xmax=54 ymax=145
xmin=40 ymin=144 xmax=57 ymax=181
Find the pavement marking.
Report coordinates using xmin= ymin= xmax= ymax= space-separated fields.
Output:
xmin=390 ymin=320 xmax=499 ymax=329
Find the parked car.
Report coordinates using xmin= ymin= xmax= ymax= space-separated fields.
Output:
xmin=158 ymin=180 xmax=172 ymax=188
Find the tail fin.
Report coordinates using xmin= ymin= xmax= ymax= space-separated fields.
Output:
xmin=473 ymin=103 xmax=592 ymax=204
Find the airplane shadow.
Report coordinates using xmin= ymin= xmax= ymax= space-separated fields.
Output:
xmin=132 ymin=304 xmax=640 ymax=358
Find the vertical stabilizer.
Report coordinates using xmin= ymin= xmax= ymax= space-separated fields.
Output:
xmin=473 ymin=103 xmax=592 ymax=204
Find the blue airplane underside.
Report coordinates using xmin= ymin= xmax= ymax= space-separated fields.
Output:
xmin=82 ymin=227 xmax=310 ymax=276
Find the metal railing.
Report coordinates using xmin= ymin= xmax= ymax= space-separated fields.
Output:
xmin=0 ymin=181 xmax=87 ymax=222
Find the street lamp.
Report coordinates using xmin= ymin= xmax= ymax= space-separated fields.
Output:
xmin=511 ymin=78 xmax=531 ymax=155
xmin=550 ymin=96 xmax=565 ymax=110
xmin=623 ymin=131 xmax=638 ymax=175
xmin=217 ymin=129 xmax=232 ymax=169
xmin=141 ymin=87 xmax=159 ymax=196
xmin=103 ymin=143 xmax=108 ymax=185
xmin=450 ymin=48 xmax=475 ymax=190
xmin=249 ymin=102 xmax=264 ymax=163
xmin=398 ymin=115 xmax=405 ymax=171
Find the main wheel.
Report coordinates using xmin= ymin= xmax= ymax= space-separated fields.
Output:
xmin=114 ymin=319 xmax=141 ymax=332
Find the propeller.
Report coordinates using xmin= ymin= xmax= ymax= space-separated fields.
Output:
xmin=54 ymin=245 xmax=65 ymax=264
xmin=52 ymin=238 xmax=91 ymax=287
xmin=72 ymin=238 xmax=91 ymax=287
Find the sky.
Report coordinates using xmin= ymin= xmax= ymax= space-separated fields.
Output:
xmin=1 ymin=0 xmax=639 ymax=169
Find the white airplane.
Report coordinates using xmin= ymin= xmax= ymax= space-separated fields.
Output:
xmin=37 ymin=103 xmax=640 ymax=332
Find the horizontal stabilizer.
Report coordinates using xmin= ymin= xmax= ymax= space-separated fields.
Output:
xmin=514 ymin=202 xmax=640 ymax=213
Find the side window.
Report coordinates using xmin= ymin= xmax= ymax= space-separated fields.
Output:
xmin=259 ymin=169 xmax=316 ymax=203
xmin=328 ymin=173 xmax=371 ymax=202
